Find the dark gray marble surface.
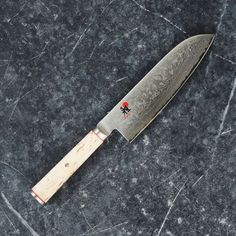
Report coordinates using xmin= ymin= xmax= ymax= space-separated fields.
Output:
xmin=0 ymin=0 xmax=235 ymax=235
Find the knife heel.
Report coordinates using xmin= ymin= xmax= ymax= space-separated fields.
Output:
xmin=31 ymin=128 xmax=107 ymax=204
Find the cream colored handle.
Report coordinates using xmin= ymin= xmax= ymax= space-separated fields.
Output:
xmin=31 ymin=129 xmax=107 ymax=204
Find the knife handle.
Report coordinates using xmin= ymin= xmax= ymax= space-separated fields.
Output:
xmin=31 ymin=128 xmax=107 ymax=204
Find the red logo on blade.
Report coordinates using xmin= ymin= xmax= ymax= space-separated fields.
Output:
xmin=120 ymin=101 xmax=131 ymax=119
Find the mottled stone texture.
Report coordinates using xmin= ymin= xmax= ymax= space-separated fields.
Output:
xmin=0 ymin=0 xmax=235 ymax=235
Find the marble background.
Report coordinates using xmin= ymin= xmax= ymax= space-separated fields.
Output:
xmin=0 ymin=0 xmax=235 ymax=235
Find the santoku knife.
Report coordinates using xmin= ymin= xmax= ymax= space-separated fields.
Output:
xmin=31 ymin=34 xmax=214 ymax=204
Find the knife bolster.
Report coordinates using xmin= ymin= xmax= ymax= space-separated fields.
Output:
xmin=31 ymin=127 xmax=107 ymax=204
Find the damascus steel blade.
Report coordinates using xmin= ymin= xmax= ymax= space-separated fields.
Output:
xmin=97 ymin=34 xmax=214 ymax=142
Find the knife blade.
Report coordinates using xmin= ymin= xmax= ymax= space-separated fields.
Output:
xmin=31 ymin=34 xmax=214 ymax=204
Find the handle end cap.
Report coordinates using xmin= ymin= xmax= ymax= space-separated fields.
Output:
xmin=31 ymin=190 xmax=45 ymax=205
